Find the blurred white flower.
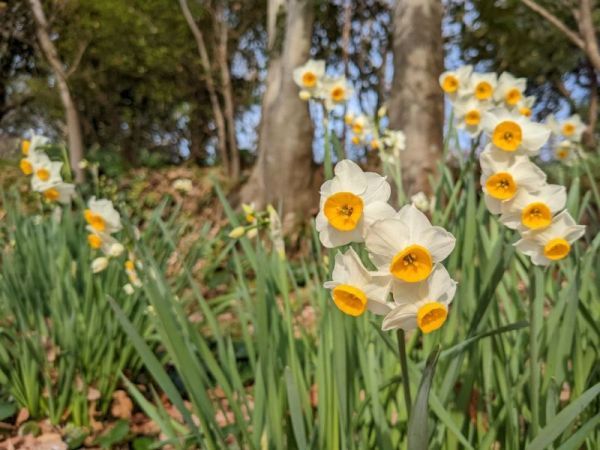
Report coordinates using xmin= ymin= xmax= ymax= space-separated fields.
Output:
xmin=547 ymin=114 xmax=586 ymax=143
xmin=92 ymin=257 xmax=109 ymax=274
xmin=494 ymin=72 xmax=527 ymax=108
xmin=108 ymin=242 xmax=125 ymax=257
xmin=439 ymin=65 xmax=472 ymax=99
xmin=293 ymin=59 xmax=325 ymax=92
xmin=172 ymin=178 xmax=193 ymax=193
xmin=123 ymin=283 xmax=135 ymax=295
xmin=85 ymin=197 xmax=122 ymax=234
xmin=410 ymin=192 xmax=432 ymax=213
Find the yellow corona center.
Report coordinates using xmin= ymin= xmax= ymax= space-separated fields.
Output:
xmin=21 ymin=140 xmax=31 ymax=156
xmin=87 ymin=233 xmax=102 ymax=249
xmin=36 ymin=168 xmax=50 ymax=181
xmin=332 ymin=284 xmax=368 ymax=317
xmin=505 ymin=88 xmax=522 ymax=106
xmin=519 ymin=107 xmax=532 ymax=117
xmin=370 ymin=139 xmax=380 ymax=150
xmin=417 ymin=302 xmax=448 ymax=334
xmin=492 ymin=121 xmax=522 ymax=152
xmin=555 ymin=148 xmax=569 ymax=160
xmin=389 ymin=244 xmax=433 ymax=283
xmin=352 ymin=123 xmax=364 ymax=134
xmin=125 ymin=260 xmax=135 ymax=271
xmin=441 ymin=75 xmax=459 ymax=93
xmin=521 ymin=202 xmax=552 ymax=230
xmin=351 ymin=135 xmax=361 ymax=145
xmin=475 ymin=81 xmax=492 ymax=100
xmin=543 ymin=238 xmax=571 ymax=261
xmin=562 ymin=123 xmax=575 ymax=137
xmin=302 ymin=71 xmax=317 ymax=88
xmin=485 ymin=172 xmax=517 ymax=200
xmin=20 ymin=159 xmax=33 ymax=175
xmin=465 ymin=110 xmax=481 ymax=126
xmin=43 ymin=188 xmax=59 ymax=202
xmin=323 ymin=192 xmax=363 ymax=231
xmin=84 ymin=209 xmax=106 ymax=232
xmin=331 ymin=86 xmax=346 ymax=102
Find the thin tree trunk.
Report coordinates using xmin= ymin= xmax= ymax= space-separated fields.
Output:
xmin=28 ymin=0 xmax=85 ymax=182
xmin=388 ymin=0 xmax=444 ymax=195
xmin=241 ymin=0 xmax=317 ymax=219
xmin=178 ymin=0 xmax=230 ymax=173
xmin=216 ymin=7 xmax=240 ymax=179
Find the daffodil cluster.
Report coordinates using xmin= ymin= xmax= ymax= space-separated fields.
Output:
xmin=440 ymin=66 xmax=537 ymax=137
xmin=19 ymin=134 xmax=75 ymax=204
xmin=319 ymin=160 xmax=457 ymax=334
xmin=546 ymin=114 xmax=585 ymax=163
xmin=293 ymin=59 xmax=351 ymax=110
xmin=440 ymin=67 xmax=586 ymax=265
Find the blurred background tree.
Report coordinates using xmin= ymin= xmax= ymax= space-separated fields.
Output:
xmin=1 ymin=0 xmax=598 ymax=207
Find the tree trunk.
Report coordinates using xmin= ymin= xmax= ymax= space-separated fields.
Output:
xmin=388 ymin=0 xmax=443 ymax=196
xmin=241 ymin=0 xmax=317 ymax=219
xmin=178 ymin=0 xmax=230 ymax=174
xmin=216 ymin=8 xmax=240 ymax=179
xmin=28 ymin=0 xmax=85 ymax=182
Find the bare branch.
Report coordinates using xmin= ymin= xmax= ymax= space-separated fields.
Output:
xmin=520 ymin=0 xmax=584 ymax=49
xmin=65 ymin=40 xmax=89 ymax=79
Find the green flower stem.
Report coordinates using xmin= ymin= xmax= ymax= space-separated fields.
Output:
xmin=530 ymin=266 xmax=544 ymax=436
xmin=397 ymin=328 xmax=412 ymax=416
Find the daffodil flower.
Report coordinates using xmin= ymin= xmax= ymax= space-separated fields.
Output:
xmin=459 ymin=71 xmax=497 ymax=102
xmin=293 ymin=59 xmax=325 ymax=92
xmin=20 ymin=150 xmax=51 ymax=176
xmin=494 ymin=72 xmax=527 ymax=108
xmin=515 ymin=210 xmax=585 ymax=265
xmin=31 ymin=160 xmax=63 ymax=191
xmin=37 ymin=181 xmax=76 ymax=204
xmin=554 ymin=140 xmax=576 ymax=162
xmin=482 ymin=109 xmax=550 ymax=156
xmin=499 ymin=184 xmax=566 ymax=232
xmin=547 ymin=114 xmax=586 ymax=143
xmin=21 ymin=133 xmax=49 ymax=156
xmin=91 ymin=256 xmax=109 ymax=274
xmin=439 ymin=65 xmax=472 ymax=98
xmin=453 ymin=97 xmax=486 ymax=137
xmin=381 ymin=265 xmax=457 ymax=333
xmin=364 ymin=204 xmax=455 ymax=283
xmin=320 ymin=76 xmax=351 ymax=110
xmin=84 ymin=197 xmax=122 ymax=234
xmin=516 ymin=95 xmax=536 ymax=117
xmin=480 ymin=148 xmax=547 ymax=214
xmin=323 ymin=248 xmax=392 ymax=317
xmin=316 ymin=159 xmax=395 ymax=248
xmin=350 ymin=115 xmax=370 ymax=136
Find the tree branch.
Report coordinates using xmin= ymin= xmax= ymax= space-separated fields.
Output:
xmin=520 ymin=0 xmax=584 ymax=50
xmin=575 ymin=0 xmax=600 ymax=72
xmin=65 ymin=40 xmax=89 ymax=79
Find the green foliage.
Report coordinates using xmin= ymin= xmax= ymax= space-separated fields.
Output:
xmin=109 ymin=147 xmax=599 ymax=448
xmin=0 ymin=193 xmax=153 ymax=426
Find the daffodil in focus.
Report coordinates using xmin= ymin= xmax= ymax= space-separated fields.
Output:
xmin=499 ymin=184 xmax=566 ymax=232
xmin=460 ymin=71 xmax=497 ymax=102
xmin=293 ymin=59 xmax=325 ymax=92
xmin=494 ymin=72 xmax=527 ymax=108
xmin=381 ymin=265 xmax=457 ymax=333
xmin=438 ymin=65 xmax=472 ymax=98
xmin=316 ymin=159 xmax=395 ymax=248
xmin=547 ymin=114 xmax=586 ymax=142
xmin=365 ymin=204 xmax=455 ymax=283
xmin=453 ymin=97 xmax=486 ymax=137
xmin=514 ymin=211 xmax=585 ymax=265
xmin=482 ymin=109 xmax=550 ymax=156
xmin=320 ymin=76 xmax=351 ymax=110
xmin=323 ymin=248 xmax=392 ymax=317
xmin=479 ymin=149 xmax=547 ymax=214
xmin=84 ymin=197 xmax=122 ymax=234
